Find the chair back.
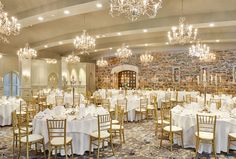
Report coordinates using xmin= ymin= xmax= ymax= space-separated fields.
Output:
xmin=191 ymin=97 xmax=198 ymax=103
xmin=94 ymin=95 xmax=102 ymax=106
xmin=55 ymin=96 xmax=64 ymax=106
xmin=185 ymin=94 xmax=191 ymax=103
xmin=160 ymin=101 xmax=171 ymax=126
xmin=209 ymin=99 xmax=221 ymax=109
xmin=164 ymin=92 xmax=171 ymax=102
xmin=150 ymin=93 xmax=157 ymax=105
xmin=97 ymin=114 xmax=111 ymax=138
xmin=47 ymin=119 xmax=67 ymax=145
xmin=117 ymin=98 xmax=127 ymax=112
xmin=115 ymin=106 xmax=124 ymax=129
xmin=196 ymin=114 xmax=216 ymax=136
xmin=102 ymin=99 xmax=111 ymax=111
xmin=139 ymin=98 xmax=148 ymax=111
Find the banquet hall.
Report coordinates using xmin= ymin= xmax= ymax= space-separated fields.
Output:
xmin=1 ymin=0 xmax=236 ymax=158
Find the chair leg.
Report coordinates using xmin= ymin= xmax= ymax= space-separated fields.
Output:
xmin=55 ymin=147 xmax=58 ymax=159
xmin=42 ymin=141 xmax=46 ymax=159
xmin=18 ymin=142 xmax=21 ymax=159
xmin=122 ymin=129 xmax=125 ymax=143
xmin=181 ymin=131 xmax=184 ymax=148
xmin=212 ymin=140 xmax=217 ymax=159
xmin=119 ymin=130 xmax=122 ymax=145
xmin=195 ymin=137 xmax=199 ymax=157
xmin=170 ymin=132 xmax=173 ymax=151
xmin=48 ymin=145 xmax=52 ymax=159
xmin=26 ymin=142 xmax=30 ymax=159
xmin=227 ymin=136 xmax=230 ymax=154
xmin=64 ymin=145 xmax=68 ymax=159
xmin=97 ymin=139 xmax=100 ymax=159
xmin=35 ymin=143 xmax=38 ymax=155
xmin=135 ymin=112 xmax=137 ymax=122
xmin=70 ymin=143 xmax=74 ymax=159
xmin=160 ymin=128 xmax=163 ymax=147
xmin=89 ymin=137 xmax=92 ymax=156
xmin=110 ymin=136 xmax=114 ymax=155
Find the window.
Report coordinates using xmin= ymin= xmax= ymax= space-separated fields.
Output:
xmin=3 ymin=72 xmax=20 ymax=96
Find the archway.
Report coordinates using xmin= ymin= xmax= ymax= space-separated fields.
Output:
xmin=3 ymin=72 xmax=20 ymax=96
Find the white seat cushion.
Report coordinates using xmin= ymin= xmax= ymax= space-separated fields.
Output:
xmin=164 ymin=126 xmax=182 ymax=132
xmin=90 ymin=131 xmax=110 ymax=139
xmin=147 ymin=105 xmax=154 ymax=110
xmin=112 ymin=120 xmax=119 ymax=124
xmin=229 ymin=133 xmax=236 ymax=138
xmin=50 ymin=137 xmax=72 ymax=146
xmin=157 ymin=119 xmax=170 ymax=125
xmin=112 ymin=124 xmax=124 ymax=130
xmin=195 ymin=131 xmax=214 ymax=140
xmin=109 ymin=108 xmax=115 ymax=112
xmin=135 ymin=108 xmax=146 ymax=112
xmin=14 ymin=127 xmax=32 ymax=134
xmin=21 ymin=134 xmax=44 ymax=143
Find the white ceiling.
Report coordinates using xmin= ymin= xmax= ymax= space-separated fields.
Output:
xmin=1 ymin=0 xmax=236 ymax=60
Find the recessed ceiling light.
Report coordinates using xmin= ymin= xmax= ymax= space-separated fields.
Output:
xmin=51 ymin=14 xmax=55 ymax=17
xmin=64 ymin=10 xmax=70 ymax=15
xmin=59 ymin=41 xmax=63 ymax=45
xmin=165 ymin=42 xmax=169 ymax=45
xmin=96 ymin=3 xmax=103 ymax=8
xmin=102 ymin=35 xmax=106 ymax=38
xmin=95 ymin=49 xmax=97 ymax=52
xmin=0 ymin=54 xmax=2 ymax=58
xmin=145 ymin=43 xmax=148 ymax=46
xmin=216 ymin=39 xmax=220 ymax=42
xmin=109 ymin=47 xmax=112 ymax=50
xmin=96 ymin=35 xmax=100 ymax=38
xmin=143 ymin=29 xmax=148 ymax=33
xmin=126 ymin=45 xmax=129 ymax=48
xmin=44 ymin=45 xmax=48 ymax=48
xmin=38 ymin=16 xmax=44 ymax=21
xmin=209 ymin=23 xmax=215 ymax=27
xmin=117 ymin=32 xmax=121 ymax=36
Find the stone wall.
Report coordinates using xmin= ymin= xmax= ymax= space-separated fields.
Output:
xmin=96 ymin=49 xmax=236 ymax=94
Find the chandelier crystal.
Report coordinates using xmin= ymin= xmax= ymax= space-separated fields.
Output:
xmin=189 ymin=42 xmax=210 ymax=58
xmin=0 ymin=1 xmax=20 ymax=43
xmin=65 ymin=52 xmax=80 ymax=64
xmin=45 ymin=58 xmax=57 ymax=64
xmin=96 ymin=57 xmax=108 ymax=67
xmin=115 ymin=44 xmax=132 ymax=58
xmin=17 ymin=43 xmax=37 ymax=59
xmin=168 ymin=17 xmax=198 ymax=44
xmin=110 ymin=0 xmax=163 ymax=21
xmin=73 ymin=30 xmax=96 ymax=54
xmin=140 ymin=52 xmax=154 ymax=64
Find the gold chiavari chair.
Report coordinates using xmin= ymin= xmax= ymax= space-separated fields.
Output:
xmin=160 ymin=104 xmax=183 ymax=151
xmin=25 ymin=99 xmax=37 ymax=127
xmin=185 ymin=94 xmax=191 ymax=104
xmin=117 ymin=98 xmax=128 ymax=122
xmin=102 ymin=99 xmax=118 ymax=124
xmin=209 ymin=99 xmax=221 ymax=109
xmin=111 ymin=106 xmax=125 ymax=144
xmin=38 ymin=96 xmax=47 ymax=112
xmin=161 ymin=92 xmax=171 ymax=109
xmin=17 ymin=109 xmax=46 ymax=159
xmin=170 ymin=91 xmax=178 ymax=106
xmin=74 ymin=94 xmax=80 ymax=106
xmin=55 ymin=96 xmax=64 ymax=106
xmin=146 ymin=94 xmax=156 ymax=120
xmin=89 ymin=114 xmax=114 ymax=159
xmin=195 ymin=114 xmax=217 ymax=158
xmin=228 ymin=132 xmax=236 ymax=154
xmin=135 ymin=98 xmax=147 ymax=122
xmin=191 ymin=97 xmax=198 ymax=103
xmin=47 ymin=119 xmax=74 ymax=159
xmin=94 ymin=95 xmax=103 ymax=106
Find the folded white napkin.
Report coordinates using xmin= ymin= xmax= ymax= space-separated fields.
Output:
xmin=35 ymin=111 xmax=45 ymax=119
xmin=171 ymin=105 xmax=184 ymax=113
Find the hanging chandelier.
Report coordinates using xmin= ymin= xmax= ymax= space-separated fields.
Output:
xmin=65 ymin=51 xmax=80 ymax=64
xmin=115 ymin=44 xmax=132 ymax=58
xmin=73 ymin=30 xmax=96 ymax=54
xmin=200 ymin=52 xmax=216 ymax=61
xmin=167 ymin=0 xmax=197 ymax=45
xmin=189 ymin=42 xmax=210 ymax=58
xmin=96 ymin=57 xmax=108 ymax=67
xmin=17 ymin=43 xmax=37 ymax=59
xmin=109 ymin=0 xmax=163 ymax=21
xmin=0 ymin=1 xmax=20 ymax=43
xmin=140 ymin=52 xmax=154 ymax=64
xmin=45 ymin=58 xmax=57 ymax=64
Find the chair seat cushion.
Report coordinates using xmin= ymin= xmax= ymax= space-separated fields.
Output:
xmin=135 ymin=108 xmax=146 ymax=112
xmin=14 ymin=127 xmax=32 ymax=134
xmin=109 ymin=108 xmax=115 ymax=112
xmin=157 ymin=119 xmax=170 ymax=125
xmin=50 ymin=137 xmax=72 ymax=146
xmin=195 ymin=131 xmax=214 ymax=140
xmin=90 ymin=131 xmax=110 ymax=139
xmin=21 ymin=134 xmax=44 ymax=143
xmin=112 ymin=120 xmax=119 ymax=124
xmin=147 ymin=105 xmax=155 ymax=110
xmin=112 ymin=124 xmax=124 ymax=130
xmin=229 ymin=133 xmax=236 ymax=138
xmin=164 ymin=125 xmax=182 ymax=132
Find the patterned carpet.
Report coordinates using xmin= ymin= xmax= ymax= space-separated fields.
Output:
xmin=0 ymin=120 xmax=235 ymax=159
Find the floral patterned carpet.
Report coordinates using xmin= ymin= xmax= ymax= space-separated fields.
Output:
xmin=0 ymin=120 xmax=235 ymax=159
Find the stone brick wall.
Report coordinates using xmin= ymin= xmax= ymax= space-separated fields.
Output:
xmin=96 ymin=50 xmax=236 ymax=94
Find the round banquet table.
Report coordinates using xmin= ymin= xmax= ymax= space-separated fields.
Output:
xmin=0 ymin=98 xmax=22 ymax=126
xmin=33 ymin=105 xmax=107 ymax=155
xmin=172 ymin=112 xmax=236 ymax=153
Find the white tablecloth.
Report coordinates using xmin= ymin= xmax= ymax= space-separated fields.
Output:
xmin=33 ymin=105 xmax=108 ymax=155
xmin=46 ymin=93 xmax=84 ymax=105
xmin=172 ymin=108 xmax=236 ymax=153
xmin=0 ymin=97 xmax=22 ymax=126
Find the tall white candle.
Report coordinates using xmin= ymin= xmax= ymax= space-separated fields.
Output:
xmin=210 ymin=75 xmax=213 ymax=84
xmin=203 ymin=70 xmax=207 ymax=82
xmin=197 ymin=76 xmax=199 ymax=85
xmin=215 ymin=74 xmax=218 ymax=85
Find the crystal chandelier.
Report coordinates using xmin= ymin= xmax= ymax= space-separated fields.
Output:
xmin=73 ymin=30 xmax=96 ymax=54
xmin=167 ymin=0 xmax=197 ymax=44
xmin=115 ymin=44 xmax=132 ymax=58
xmin=110 ymin=0 xmax=163 ymax=21
xmin=65 ymin=51 xmax=80 ymax=64
xmin=0 ymin=1 xmax=20 ymax=43
xmin=45 ymin=58 xmax=57 ymax=64
xmin=96 ymin=57 xmax=108 ymax=67
xmin=17 ymin=43 xmax=37 ymax=59
xmin=200 ymin=52 xmax=216 ymax=61
xmin=189 ymin=42 xmax=210 ymax=58
xmin=140 ymin=52 xmax=154 ymax=64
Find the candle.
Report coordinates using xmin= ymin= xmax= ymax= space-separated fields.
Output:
xmin=210 ymin=75 xmax=213 ymax=84
xmin=215 ymin=74 xmax=218 ymax=85
xmin=203 ymin=70 xmax=207 ymax=82
xmin=197 ymin=76 xmax=199 ymax=85
xmin=219 ymin=76 xmax=222 ymax=83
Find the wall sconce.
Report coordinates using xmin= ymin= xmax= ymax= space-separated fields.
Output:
xmin=22 ymin=72 xmax=30 ymax=82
